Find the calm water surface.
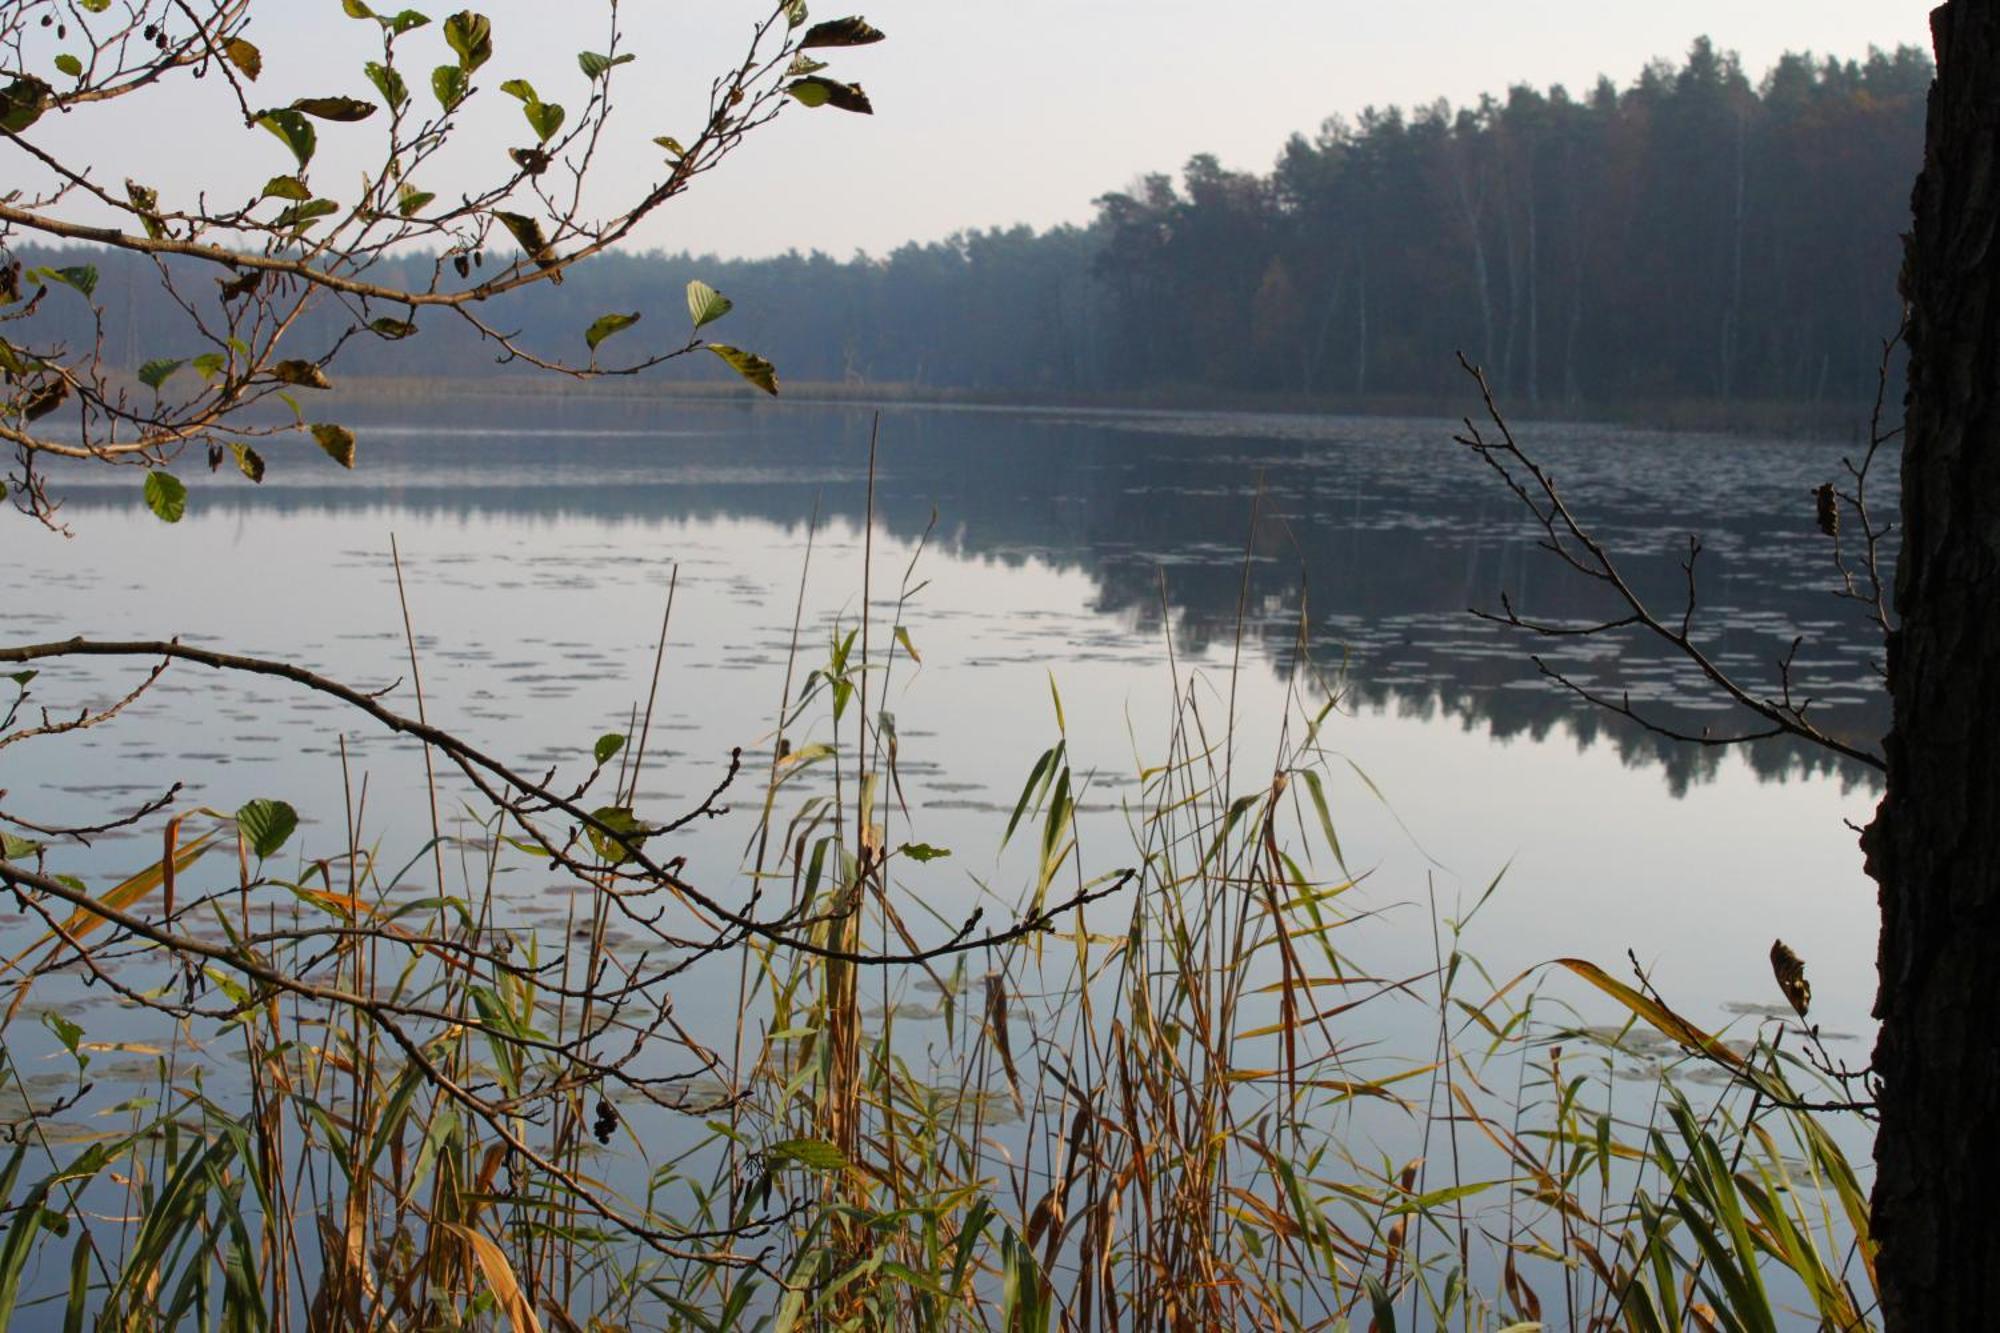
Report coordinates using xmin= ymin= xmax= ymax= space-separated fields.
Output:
xmin=5 ymin=397 xmax=1887 ymax=1105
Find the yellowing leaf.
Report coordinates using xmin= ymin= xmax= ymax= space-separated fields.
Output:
xmin=223 ymin=37 xmax=262 ymax=80
xmin=4 ymin=832 xmax=218 ymax=976
xmin=310 ymin=423 xmax=357 ymax=468
xmin=707 ymin=343 xmax=778 ymax=395
xmin=443 ymin=1224 xmax=542 ymax=1333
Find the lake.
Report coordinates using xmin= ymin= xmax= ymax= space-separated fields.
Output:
xmin=1 ymin=396 xmax=1891 ymax=1324
xmin=9 ymin=396 xmax=1888 ymax=1036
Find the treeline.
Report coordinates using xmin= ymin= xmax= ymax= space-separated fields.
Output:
xmin=12 ymin=39 xmax=1926 ymax=410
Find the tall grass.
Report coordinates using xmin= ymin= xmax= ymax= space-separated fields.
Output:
xmin=0 ymin=487 xmax=1877 ymax=1331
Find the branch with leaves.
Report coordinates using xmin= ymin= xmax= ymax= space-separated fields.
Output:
xmin=2 ymin=0 xmax=883 ymax=528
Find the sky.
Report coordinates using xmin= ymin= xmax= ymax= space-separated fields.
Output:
xmin=14 ymin=1 xmax=1935 ymax=260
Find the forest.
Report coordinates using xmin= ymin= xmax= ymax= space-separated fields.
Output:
xmin=18 ymin=38 xmax=1929 ymax=411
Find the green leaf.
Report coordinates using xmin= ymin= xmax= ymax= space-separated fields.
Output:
xmin=767 ymin=1139 xmax=848 ymax=1171
xmin=369 ymin=317 xmax=417 ymax=339
xmin=444 ymin=11 xmax=493 ymax=72
xmin=236 ymin=799 xmax=299 ymax=860
xmin=785 ymin=76 xmax=872 ymax=113
xmin=256 ymin=109 xmax=317 ymax=170
xmin=522 ymin=98 xmax=564 ymax=142
xmin=577 ymin=51 xmax=635 ymax=80
xmin=143 ymin=471 xmax=187 ymax=524
xmin=192 ymin=353 xmax=227 ymax=381
xmin=348 ymin=1 xmax=430 ymax=32
xmin=686 ymin=280 xmax=732 ymax=330
xmin=593 ymin=733 xmax=626 ymax=765
xmin=799 ymin=17 xmax=886 ymax=48
xmin=366 ymin=7 xmax=436 ymax=34
xmin=6 ymin=671 xmax=36 ymax=687
xmin=1 ymin=833 xmax=44 ymax=859
xmin=498 ymin=79 xmax=563 ymax=140
xmin=364 ymin=61 xmax=407 ymax=108
xmin=493 ymin=211 xmax=559 ymax=271
xmin=585 ymin=311 xmax=639 ymax=352
xmin=229 ymin=443 xmax=266 ymax=483
xmin=43 ymin=265 xmax=99 ymax=300
xmin=122 ymin=180 xmax=166 ymax=239
xmin=784 ymin=0 xmax=809 ymax=28
xmin=262 ymin=175 xmax=312 ymax=201
xmin=898 ymin=842 xmax=951 ymax=863
xmin=652 ymin=135 xmax=686 ymax=161
xmin=707 ymin=344 xmax=779 ymax=395
xmin=138 ymin=358 xmax=184 ymax=390
xmin=270 ymin=360 xmax=332 ymax=389
xmin=291 ymin=95 xmax=376 ymax=122
xmin=431 ymin=63 xmax=468 ymax=110
xmin=122 ymin=180 xmax=166 ymax=240
xmin=586 ymin=806 xmax=654 ymax=866
xmin=396 ymin=184 xmax=435 ymax=217
xmin=42 ymin=1011 xmax=84 ymax=1058
xmin=894 ymin=624 xmax=921 ymax=664
xmin=223 ymin=37 xmax=261 ymax=80
xmin=53 ymin=54 xmax=82 ymax=78
xmin=310 ymin=423 xmax=357 ymax=468
xmin=272 ymin=199 xmax=340 ymax=231
xmin=0 ymin=76 xmax=52 ymax=134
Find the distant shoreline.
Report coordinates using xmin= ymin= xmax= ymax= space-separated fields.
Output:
xmin=323 ymin=375 xmax=1885 ymax=442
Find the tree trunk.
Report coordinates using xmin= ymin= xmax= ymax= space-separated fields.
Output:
xmin=1864 ymin=3 xmax=2000 ymax=1327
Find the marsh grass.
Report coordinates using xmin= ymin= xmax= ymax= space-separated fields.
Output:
xmin=0 ymin=478 xmax=1877 ymax=1331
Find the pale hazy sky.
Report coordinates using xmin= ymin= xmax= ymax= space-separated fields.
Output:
xmin=19 ymin=2 xmax=1935 ymax=259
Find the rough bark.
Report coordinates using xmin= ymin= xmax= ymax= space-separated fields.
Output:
xmin=1864 ymin=2 xmax=2000 ymax=1326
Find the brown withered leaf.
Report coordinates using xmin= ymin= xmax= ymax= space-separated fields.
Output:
xmin=1814 ymin=482 xmax=1839 ymax=538
xmin=1770 ymin=938 xmax=1811 ymax=1021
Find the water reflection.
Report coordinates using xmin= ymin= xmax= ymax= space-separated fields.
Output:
xmin=46 ymin=396 xmax=1891 ymax=795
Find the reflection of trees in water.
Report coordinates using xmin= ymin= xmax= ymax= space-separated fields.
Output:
xmin=56 ymin=402 xmax=1889 ymax=792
